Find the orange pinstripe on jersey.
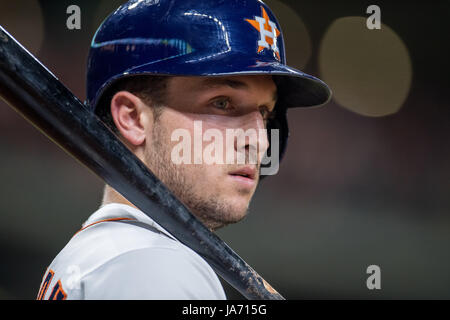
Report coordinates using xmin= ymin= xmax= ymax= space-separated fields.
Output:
xmin=49 ymin=279 xmax=67 ymax=300
xmin=37 ymin=269 xmax=55 ymax=300
xmin=72 ymin=217 xmax=135 ymax=238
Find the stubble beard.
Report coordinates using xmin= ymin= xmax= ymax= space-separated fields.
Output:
xmin=144 ymin=120 xmax=250 ymax=231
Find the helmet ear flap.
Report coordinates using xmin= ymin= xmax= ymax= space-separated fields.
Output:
xmin=260 ymin=104 xmax=289 ymax=179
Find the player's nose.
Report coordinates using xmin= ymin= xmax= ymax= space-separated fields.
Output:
xmin=233 ymin=111 xmax=269 ymax=163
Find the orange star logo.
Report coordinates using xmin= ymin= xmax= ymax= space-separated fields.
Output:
xmin=245 ymin=6 xmax=281 ymax=61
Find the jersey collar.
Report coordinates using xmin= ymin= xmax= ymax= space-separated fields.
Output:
xmin=82 ymin=203 xmax=178 ymax=241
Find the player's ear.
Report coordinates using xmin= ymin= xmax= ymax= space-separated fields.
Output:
xmin=110 ymin=91 xmax=153 ymax=146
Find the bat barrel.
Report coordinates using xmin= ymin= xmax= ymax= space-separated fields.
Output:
xmin=0 ymin=26 xmax=284 ymax=300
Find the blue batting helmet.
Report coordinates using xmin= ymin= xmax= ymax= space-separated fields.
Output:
xmin=86 ymin=0 xmax=331 ymax=170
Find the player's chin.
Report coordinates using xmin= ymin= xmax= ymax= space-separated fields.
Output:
xmin=214 ymin=207 xmax=248 ymax=230
xmin=226 ymin=195 xmax=253 ymax=219
xmin=203 ymin=200 xmax=249 ymax=230
xmin=229 ymin=176 xmax=259 ymax=207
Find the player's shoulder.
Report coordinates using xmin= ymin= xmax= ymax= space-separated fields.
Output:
xmin=39 ymin=203 xmax=226 ymax=299
xmin=51 ymin=203 xmax=189 ymax=272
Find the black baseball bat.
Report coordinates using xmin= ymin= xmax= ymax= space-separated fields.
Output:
xmin=0 ymin=26 xmax=284 ymax=300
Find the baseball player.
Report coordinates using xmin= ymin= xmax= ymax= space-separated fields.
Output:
xmin=37 ymin=0 xmax=331 ymax=300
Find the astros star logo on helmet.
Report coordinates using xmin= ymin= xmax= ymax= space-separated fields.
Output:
xmin=245 ymin=6 xmax=281 ymax=61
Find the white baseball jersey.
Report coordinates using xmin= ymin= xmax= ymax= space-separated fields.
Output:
xmin=37 ymin=203 xmax=226 ymax=300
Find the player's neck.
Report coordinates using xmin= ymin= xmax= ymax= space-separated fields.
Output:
xmin=101 ymin=184 xmax=138 ymax=210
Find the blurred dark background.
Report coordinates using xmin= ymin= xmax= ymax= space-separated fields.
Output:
xmin=0 ymin=0 xmax=448 ymax=299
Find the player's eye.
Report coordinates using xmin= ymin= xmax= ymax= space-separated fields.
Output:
xmin=211 ymin=97 xmax=231 ymax=110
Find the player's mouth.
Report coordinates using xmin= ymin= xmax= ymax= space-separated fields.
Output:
xmin=228 ymin=166 xmax=257 ymax=188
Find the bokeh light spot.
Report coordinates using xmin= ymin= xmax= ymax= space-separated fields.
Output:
xmin=319 ymin=17 xmax=413 ymax=117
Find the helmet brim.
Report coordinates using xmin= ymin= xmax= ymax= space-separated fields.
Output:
xmin=92 ymin=51 xmax=331 ymax=110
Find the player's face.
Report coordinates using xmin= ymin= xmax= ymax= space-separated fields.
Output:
xmin=143 ymin=75 xmax=277 ymax=230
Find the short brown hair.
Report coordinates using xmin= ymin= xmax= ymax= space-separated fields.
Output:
xmin=94 ymin=75 xmax=171 ymax=134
